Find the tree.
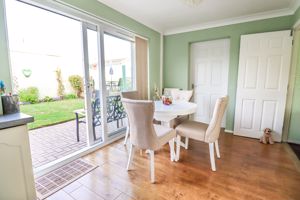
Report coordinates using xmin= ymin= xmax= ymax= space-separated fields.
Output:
xmin=55 ymin=68 xmax=65 ymax=98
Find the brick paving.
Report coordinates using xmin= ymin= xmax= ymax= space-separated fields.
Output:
xmin=29 ymin=119 xmax=126 ymax=168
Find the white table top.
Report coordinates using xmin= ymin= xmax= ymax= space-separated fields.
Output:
xmin=154 ymin=100 xmax=197 ymax=122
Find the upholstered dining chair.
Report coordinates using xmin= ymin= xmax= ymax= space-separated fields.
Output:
xmin=121 ymin=98 xmax=176 ymax=183
xmin=172 ymin=90 xmax=193 ymax=102
xmin=175 ymin=96 xmax=228 ymax=171
xmin=163 ymin=88 xmax=180 ymax=97
xmin=121 ymin=91 xmax=139 ymax=145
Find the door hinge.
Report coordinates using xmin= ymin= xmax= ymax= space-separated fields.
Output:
xmin=290 ymin=29 xmax=293 ymax=36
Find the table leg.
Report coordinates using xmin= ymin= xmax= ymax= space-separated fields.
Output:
xmin=160 ymin=120 xmax=177 ymax=160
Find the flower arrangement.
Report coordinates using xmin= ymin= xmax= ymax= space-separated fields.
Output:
xmin=0 ymin=80 xmax=5 ymax=95
xmin=153 ymin=84 xmax=161 ymax=100
xmin=162 ymin=95 xmax=172 ymax=105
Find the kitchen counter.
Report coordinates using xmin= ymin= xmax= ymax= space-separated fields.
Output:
xmin=0 ymin=112 xmax=36 ymax=199
xmin=0 ymin=112 xmax=34 ymax=129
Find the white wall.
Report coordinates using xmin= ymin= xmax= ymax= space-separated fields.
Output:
xmin=11 ymin=51 xmax=83 ymax=98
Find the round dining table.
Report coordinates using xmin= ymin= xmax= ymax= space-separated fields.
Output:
xmin=154 ymin=100 xmax=197 ymax=126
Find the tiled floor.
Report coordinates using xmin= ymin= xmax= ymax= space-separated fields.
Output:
xmin=30 ymin=120 xmax=90 ymax=168
xmin=30 ymin=119 xmax=126 ymax=168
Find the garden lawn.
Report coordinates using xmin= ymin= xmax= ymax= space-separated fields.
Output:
xmin=20 ymin=99 xmax=84 ymax=130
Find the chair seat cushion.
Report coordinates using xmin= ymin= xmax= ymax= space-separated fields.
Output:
xmin=175 ymin=120 xmax=208 ymax=141
xmin=170 ymin=115 xmax=189 ymax=128
xmin=154 ymin=125 xmax=176 ymax=147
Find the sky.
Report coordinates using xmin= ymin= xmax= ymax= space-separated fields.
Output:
xmin=5 ymin=0 xmax=133 ymax=87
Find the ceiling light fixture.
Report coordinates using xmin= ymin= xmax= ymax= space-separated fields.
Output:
xmin=182 ymin=0 xmax=203 ymax=6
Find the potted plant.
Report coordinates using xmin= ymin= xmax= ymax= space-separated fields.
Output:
xmin=0 ymin=80 xmax=5 ymax=95
xmin=0 ymin=80 xmax=4 ymax=115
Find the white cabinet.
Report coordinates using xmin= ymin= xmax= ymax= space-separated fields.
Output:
xmin=0 ymin=125 xmax=36 ymax=200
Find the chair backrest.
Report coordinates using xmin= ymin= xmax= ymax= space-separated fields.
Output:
xmin=205 ymin=96 xmax=229 ymax=143
xmin=164 ymin=88 xmax=180 ymax=97
xmin=121 ymin=91 xmax=139 ymax=100
xmin=121 ymin=98 xmax=159 ymax=150
xmin=172 ymin=90 xmax=193 ymax=102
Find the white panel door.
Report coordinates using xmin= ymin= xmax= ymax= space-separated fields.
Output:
xmin=234 ymin=30 xmax=292 ymax=142
xmin=190 ymin=39 xmax=229 ymax=127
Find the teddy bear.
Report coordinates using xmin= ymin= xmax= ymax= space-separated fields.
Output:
xmin=260 ymin=128 xmax=274 ymax=144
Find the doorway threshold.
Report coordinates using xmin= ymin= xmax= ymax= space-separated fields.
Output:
xmin=34 ymin=132 xmax=125 ymax=178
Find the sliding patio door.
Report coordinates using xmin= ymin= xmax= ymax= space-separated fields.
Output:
xmin=4 ymin=0 xmax=107 ymax=167
xmin=103 ymin=32 xmax=135 ymax=138
xmin=5 ymin=0 xmax=136 ymax=170
xmin=81 ymin=23 xmax=106 ymax=146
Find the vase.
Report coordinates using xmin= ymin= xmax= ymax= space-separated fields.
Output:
xmin=1 ymin=95 xmax=20 ymax=115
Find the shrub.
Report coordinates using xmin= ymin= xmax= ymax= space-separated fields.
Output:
xmin=68 ymin=75 xmax=83 ymax=98
xmin=64 ymin=93 xmax=77 ymax=99
xmin=19 ymin=87 xmax=39 ymax=104
xmin=42 ymin=96 xmax=54 ymax=102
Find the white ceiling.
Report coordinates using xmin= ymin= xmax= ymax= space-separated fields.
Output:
xmin=97 ymin=0 xmax=300 ymax=35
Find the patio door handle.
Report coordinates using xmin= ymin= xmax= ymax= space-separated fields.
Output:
xmin=84 ymin=83 xmax=91 ymax=89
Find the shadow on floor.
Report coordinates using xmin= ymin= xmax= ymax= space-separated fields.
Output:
xmin=289 ymin=143 xmax=300 ymax=160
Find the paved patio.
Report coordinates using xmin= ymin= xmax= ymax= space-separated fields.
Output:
xmin=29 ymin=119 xmax=126 ymax=168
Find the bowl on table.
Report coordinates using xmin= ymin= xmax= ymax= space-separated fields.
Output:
xmin=162 ymin=95 xmax=172 ymax=105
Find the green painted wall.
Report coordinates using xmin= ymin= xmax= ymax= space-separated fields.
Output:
xmin=0 ymin=0 xmax=161 ymax=99
xmin=164 ymin=16 xmax=293 ymax=131
xmin=289 ymin=17 xmax=300 ymax=142
xmin=0 ymin=0 xmax=11 ymax=93
xmin=0 ymin=0 xmax=10 ymax=115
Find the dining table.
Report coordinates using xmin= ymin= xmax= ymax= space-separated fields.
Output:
xmin=154 ymin=100 xmax=197 ymax=127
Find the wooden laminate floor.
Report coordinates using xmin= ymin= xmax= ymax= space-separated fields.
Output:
xmin=46 ymin=132 xmax=300 ymax=200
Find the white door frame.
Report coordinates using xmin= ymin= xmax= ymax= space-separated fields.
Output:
xmin=81 ymin=22 xmax=95 ymax=146
xmin=283 ymin=26 xmax=300 ymax=142
xmin=97 ymin=27 xmax=109 ymax=142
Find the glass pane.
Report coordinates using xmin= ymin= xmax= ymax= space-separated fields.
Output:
xmin=104 ymin=34 xmax=135 ymax=92
xmin=87 ymin=28 xmax=103 ymax=142
xmin=104 ymin=34 xmax=134 ymax=136
xmin=5 ymin=0 xmax=88 ymax=168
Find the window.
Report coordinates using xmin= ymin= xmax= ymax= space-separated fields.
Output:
xmin=104 ymin=33 xmax=135 ymax=93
